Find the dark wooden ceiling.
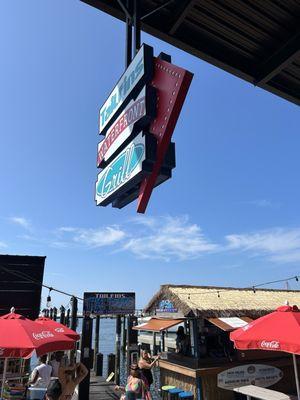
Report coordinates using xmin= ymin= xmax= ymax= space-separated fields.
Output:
xmin=81 ymin=0 xmax=300 ymax=106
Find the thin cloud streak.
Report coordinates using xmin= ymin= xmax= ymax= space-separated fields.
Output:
xmin=9 ymin=216 xmax=32 ymax=230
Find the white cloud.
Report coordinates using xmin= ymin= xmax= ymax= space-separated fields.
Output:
xmin=226 ymin=228 xmax=300 ymax=263
xmin=58 ymin=227 xmax=77 ymax=233
xmin=9 ymin=217 xmax=31 ymax=230
xmin=0 ymin=241 xmax=7 ymax=248
xmin=245 ymin=199 xmax=280 ymax=208
xmin=72 ymin=226 xmax=126 ymax=248
xmin=123 ymin=215 xmax=219 ymax=261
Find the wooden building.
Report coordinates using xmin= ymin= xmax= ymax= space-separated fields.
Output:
xmin=140 ymin=284 xmax=300 ymax=400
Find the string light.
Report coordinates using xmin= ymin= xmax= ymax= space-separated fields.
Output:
xmin=177 ymin=274 xmax=299 ymax=299
xmin=46 ymin=288 xmax=52 ymax=308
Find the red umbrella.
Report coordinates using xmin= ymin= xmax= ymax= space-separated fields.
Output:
xmin=0 ymin=311 xmax=75 ymax=358
xmin=0 ymin=310 xmax=75 ymax=397
xmin=35 ymin=317 xmax=80 ymax=341
xmin=230 ymin=305 xmax=300 ymax=399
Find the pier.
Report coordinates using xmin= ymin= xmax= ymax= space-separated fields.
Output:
xmin=74 ymin=373 xmax=118 ymax=400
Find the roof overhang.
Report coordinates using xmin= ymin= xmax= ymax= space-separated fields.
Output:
xmin=133 ymin=317 xmax=184 ymax=332
xmin=81 ymin=0 xmax=300 ymax=106
xmin=207 ymin=316 xmax=252 ymax=332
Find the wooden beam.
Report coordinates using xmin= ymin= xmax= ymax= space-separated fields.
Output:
xmin=169 ymin=0 xmax=195 ymax=34
xmin=255 ymin=30 xmax=300 ymax=85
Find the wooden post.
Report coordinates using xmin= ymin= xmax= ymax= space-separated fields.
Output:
xmin=53 ymin=307 xmax=57 ymax=321
xmin=60 ymin=306 xmax=65 ymax=325
xmin=161 ymin=331 xmax=165 ymax=352
xmin=152 ymin=332 xmax=157 ymax=355
xmin=121 ymin=316 xmax=127 ymax=353
xmin=65 ymin=308 xmax=70 ymax=327
xmin=78 ymin=316 xmax=93 ymax=400
xmin=93 ymin=315 xmax=100 ymax=370
xmin=127 ymin=316 xmax=138 ymax=373
xmin=49 ymin=308 xmax=53 ymax=319
xmin=191 ymin=319 xmax=200 ymax=359
xmin=115 ymin=315 xmax=121 ymax=384
xmin=70 ymin=296 xmax=78 ymax=332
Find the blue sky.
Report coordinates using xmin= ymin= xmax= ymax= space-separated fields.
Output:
xmin=0 ymin=1 xmax=299 ymax=311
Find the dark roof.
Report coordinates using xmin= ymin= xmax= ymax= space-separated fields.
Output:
xmin=0 ymin=254 xmax=45 ymax=320
xmin=81 ymin=0 xmax=300 ymax=106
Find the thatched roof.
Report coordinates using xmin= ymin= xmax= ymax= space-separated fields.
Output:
xmin=144 ymin=284 xmax=300 ymax=318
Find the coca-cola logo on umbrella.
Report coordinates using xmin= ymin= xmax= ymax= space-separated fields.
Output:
xmin=260 ymin=340 xmax=280 ymax=349
xmin=32 ymin=331 xmax=55 ymax=341
xmin=54 ymin=328 xmax=65 ymax=333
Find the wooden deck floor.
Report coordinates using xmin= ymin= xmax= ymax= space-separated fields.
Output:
xmin=89 ymin=375 xmax=119 ymax=400
xmin=73 ymin=374 xmax=119 ymax=400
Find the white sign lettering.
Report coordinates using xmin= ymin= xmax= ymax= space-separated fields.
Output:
xmin=33 ymin=331 xmax=55 ymax=341
xmin=97 ymin=87 xmax=147 ymax=166
xmin=95 ymin=132 xmax=145 ymax=206
xmin=99 ymin=45 xmax=149 ymax=133
xmin=260 ymin=340 xmax=280 ymax=350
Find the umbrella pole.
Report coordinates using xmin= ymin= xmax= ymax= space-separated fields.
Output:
xmin=293 ymin=354 xmax=300 ymax=400
xmin=1 ymin=358 xmax=8 ymax=399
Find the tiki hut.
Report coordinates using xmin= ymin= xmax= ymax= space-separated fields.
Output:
xmin=139 ymin=284 xmax=300 ymax=400
xmin=144 ymin=284 xmax=300 ymax=318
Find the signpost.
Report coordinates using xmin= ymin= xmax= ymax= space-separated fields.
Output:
xmin=83 ymin=292 xmax=135 ymax=316
xmin=95 ymin=43 xmax=193 ymax=212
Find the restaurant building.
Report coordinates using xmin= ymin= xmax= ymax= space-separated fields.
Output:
xmin=136 ymin=284 xmax=300 ymax=399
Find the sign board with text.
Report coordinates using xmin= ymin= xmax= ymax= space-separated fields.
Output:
xmin=83 ymin=292 xmax=135 ymax=316
xmin=217 ymin=364 xmax=283 ymax=390
xmin=99 ymin=44 xmax=153 ymax=134
xmin=95 ymin=43 xmax=192 ymax=211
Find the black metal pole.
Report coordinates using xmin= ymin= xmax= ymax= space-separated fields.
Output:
xmin=125 ymin=0 xmax=132 ymax=67
xmin=78 ymin=316 xmax=93 ymax=400
xmin=70 ymin=296 xmax=78 ymax=332
xmin=53 ymin=307 xmax=57 ymax=321
xmin=133 ymin=0 xmax=141 ymax=54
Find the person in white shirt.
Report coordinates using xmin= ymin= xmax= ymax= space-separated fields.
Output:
xmin=28 ymin=355 xmax=52 ymax=388
xmin=49 ymin=352 xmax=64 ymax=378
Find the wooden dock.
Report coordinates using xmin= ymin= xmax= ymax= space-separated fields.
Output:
xmin=73 ymin=374 xmax=119 ymax=400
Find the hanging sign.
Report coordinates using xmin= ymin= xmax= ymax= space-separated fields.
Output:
xmin=99 ymin=44 xmax=153 ymax=134
xmin=112 ymin=142 xmax=175 ymax=209
xmin=84 ymin=292 xmax=135 ymax=316
xmin=95 ymin=132 xmax=158 ymax=206
xmin=97 ymin=85 xmax=156 ymax=168
xmin=137 ymin=57 xmax=193 ymax=213
xmin=217 ymin=364 xmax=283 ymax=390
xmin=95 ymin=44 xmax=192 ymax=211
